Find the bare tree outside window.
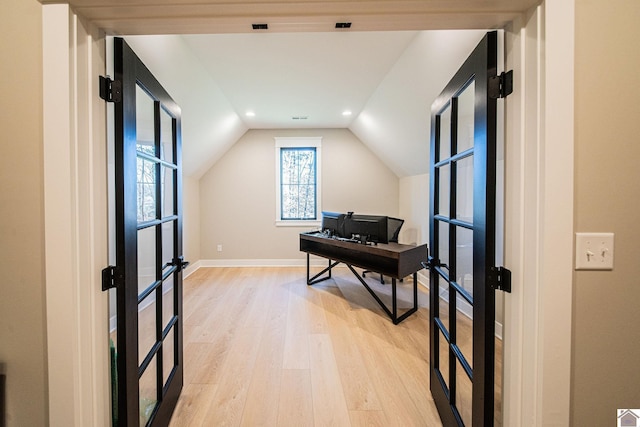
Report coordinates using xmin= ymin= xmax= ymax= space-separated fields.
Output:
xmin=137 ymin=143 xmax=156 ymax=222
xmin=280 ymin=147 xmax=316 ymax=220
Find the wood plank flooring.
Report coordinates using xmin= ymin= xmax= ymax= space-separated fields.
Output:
xmin=169 ymin=266 xmax=443 ymax=426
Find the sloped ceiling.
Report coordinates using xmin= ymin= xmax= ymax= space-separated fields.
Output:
xmin=125 ymin=29 xmax=486 ymax=179
xmin=349 ymin=30 xmax=487 ymax=177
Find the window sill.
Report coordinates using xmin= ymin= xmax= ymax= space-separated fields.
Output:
xmin=275 ymin=220 xmax=321 ymax=228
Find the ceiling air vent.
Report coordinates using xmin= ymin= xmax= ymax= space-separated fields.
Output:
xmin=252 ymin=23 xmax=268 ymax=30
xmin=335 ymin=22 xmax=352 ymax=29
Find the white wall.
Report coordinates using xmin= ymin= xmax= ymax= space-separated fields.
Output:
xmin=0 ymin=0 xmax=47 ymax=425
xmin=199 ymin=128 xmax=399 ymax=263
xmin=183 ymin=175 xmax=201 ymax=271
xmin=398 ymin=173 xmax=429 ymax=246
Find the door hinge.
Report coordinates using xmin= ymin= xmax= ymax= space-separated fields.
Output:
xmin=99 ymin=76 xmax=122 ymax=103
xmin=102 ymin=265 xmax=117 ymax=291
xmin=489 ymin=266 xmax=512 ymax=293
xmin=489 ymin=70 xmax=513 ymax=99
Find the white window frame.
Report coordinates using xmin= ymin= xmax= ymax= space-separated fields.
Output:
xmin=275 ymin=136 xmax=322 ymax=227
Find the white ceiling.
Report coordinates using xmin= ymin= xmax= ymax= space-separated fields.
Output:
xmin=181 ymin=31 xmax=418 ymax=130
xmin=125 ymin=30 xmax=487 ymax=178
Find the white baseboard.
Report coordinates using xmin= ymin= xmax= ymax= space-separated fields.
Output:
xmin=109 ymin=315 xmax=117 ymax=334
xmin=110 ymin=266 xmax=501 ymax=338
xmin=417 ymin=271 xmax=429 ymax=288
xmin=495 ymin=321 xmax=503 ymax=340
xmin=109 ymin=279 xmax=175 ymax=334
xmin=184 ymin=259 xmax=202 ymax=278
xmin=178 ymin=261 xmax=508 ymax=337
xmin=198 ymin=257 xmax=337 ymax=268
xmin=415 ymin=274 xmax=503 ymax=340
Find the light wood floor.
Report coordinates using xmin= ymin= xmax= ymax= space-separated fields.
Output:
xmin=168 ymin=266 xmax=440 ymax=426
xmin=168 ymin=266 xmax=502 ymax=426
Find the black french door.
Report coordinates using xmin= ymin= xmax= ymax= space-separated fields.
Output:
xmin=429 ymin=31 xmax=508 ymax=426
xmin=113 ymin=37 xmax=185 ymax=426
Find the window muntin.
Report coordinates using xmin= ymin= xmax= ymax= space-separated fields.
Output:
xmin=280 ymin=147 xmax=316 ymax=220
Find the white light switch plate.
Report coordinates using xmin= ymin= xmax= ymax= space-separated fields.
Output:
xmin=575 ymin=232 xmax=614 ymax=270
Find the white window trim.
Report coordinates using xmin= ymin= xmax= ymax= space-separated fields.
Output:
xmin=275 ymin=136 xmax=322 ymax=227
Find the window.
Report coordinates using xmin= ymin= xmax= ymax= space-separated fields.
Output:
xmin=136 ymin=141 xmax=156 ymax=222
xmin=275 ymin=137 xmax=322 ymax=226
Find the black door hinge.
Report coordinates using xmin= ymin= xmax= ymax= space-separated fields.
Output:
xmin=489 ymin=266 xmax=512 ymax=293
xmin=102 ymin=265 xmax=117 ymax=291
xmin=489 ymin=70 xmax=513 ymax=99
xmin=99 ymin=76 xmax=122 ymax=103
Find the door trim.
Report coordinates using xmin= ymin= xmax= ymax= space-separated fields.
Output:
xmin=42 ymin=4 xmax=111 ymax=426
xmin=501 ymin=3 xmax=574 ymax=426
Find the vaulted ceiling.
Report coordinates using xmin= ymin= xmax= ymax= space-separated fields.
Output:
xmin=125 ymin=30 xmax=486 ymax=178
xmin=43 ymin=0 xmax=540 ymax=178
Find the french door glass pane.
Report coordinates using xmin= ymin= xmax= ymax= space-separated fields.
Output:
xmin=438 ymin=276 xmax=450 ymax=333
xmin=457 ymin=80 xmax=475 ymax=153
xmin=456 ymin=156 xmax=474 ymax=223
xmin=455 ymin=226 xmax=474 ymax=297
xmin=457 ymin=302 xmax=473 ymax=369
xmin=137 ymin=157 xmax=157 ymax=222
xmin=438 ymin=221 xmax=450 ymax=272
xmin=136 ymin=85 xmax=155 ymax=155
xmin=456 ymin=358 xmax=473 ymax=427
xmin=163 ymin=326 xmax=175 ymax=387
xmin=439 ymin=105 xmax=451 ymax=161
xmin=139 ymin=355 xmax=158 ymax=426
xmin=438 ymin=164 xmax=450 ymax=217
xmin=161 ymin=167 xmax=175 ymax=218
xmin=160 ymin=108 xmax=174 ymax=163
xmin=137 ymin=226 xmax=156 ymax=295
xmin=162 ymin=277 xmax=174 ymax=329
xmin=138 ymin=291 xmax=156 ymax=366
xmin=438 ymin=330 xmax=450 ymax=391
xmin=161 ymin=221 xmax=174 ymax=270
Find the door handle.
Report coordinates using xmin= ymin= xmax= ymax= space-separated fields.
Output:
xmin=421 ymin=257 xmax=445 ymax=270
xmin=171 ymin=256 xmax=190 ymax=272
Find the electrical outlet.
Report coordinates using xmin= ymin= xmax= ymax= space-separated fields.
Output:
xmin=217 ymin=244 xmax=223 ymax=252
xmin=575 ymin=232 xmax=614 ymax=270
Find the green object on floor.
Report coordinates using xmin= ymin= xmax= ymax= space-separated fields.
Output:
xmin=110 ymin=338 xmax=117 ymax=427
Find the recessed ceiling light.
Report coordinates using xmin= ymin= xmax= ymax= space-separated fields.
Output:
xmin=246 ymin=111 xmax=255 ymax=117
xmin=342 ymin=110 xmax=352 ymax=116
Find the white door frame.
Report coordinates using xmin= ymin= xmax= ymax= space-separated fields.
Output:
xmin=42 ymin=5 xmax=110 ymax=426
xmin=42 ymin=1 xmax=575 ymax=425
xmin=502 ymin=1 xmax=574 ymax=426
